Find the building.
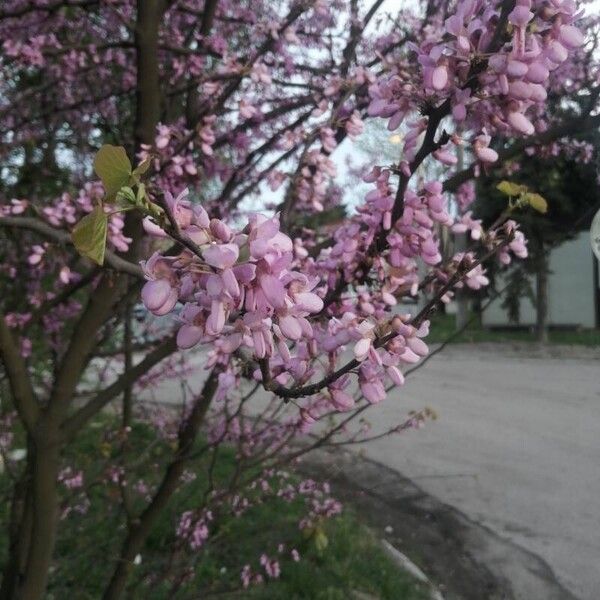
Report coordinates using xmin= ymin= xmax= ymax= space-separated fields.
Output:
xmin=482 ymin=234 xmax=600 ymax=329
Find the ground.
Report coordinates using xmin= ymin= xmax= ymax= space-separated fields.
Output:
xmin=426 ymin=314 xmax=600 ymax=346
xmin=0 ymin=417 xmax=428 ymax=599
xmin=142 ymin=342 xmax=600 ymax=600
xmin=358 ymin=343 xmax=600 ymax=600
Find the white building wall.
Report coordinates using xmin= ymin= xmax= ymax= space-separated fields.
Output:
xmin=483 ymin=234 xmax=598 ymax=329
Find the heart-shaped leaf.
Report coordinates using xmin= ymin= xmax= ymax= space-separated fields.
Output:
xmin=524 ymin=192 xmax=548 ymax=214
xmin=72 ymin=206 xmax=108 ymax=265
xmin=496 ymin=180 xmax=528 ymax=197
xmin=132 ymin=156 xmax=152 ymax=182
xmin=94 ymin=145 xmax=132 ymax=200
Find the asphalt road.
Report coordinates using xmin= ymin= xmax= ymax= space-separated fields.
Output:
xmin=362 ymin=344 xmax=600 ymax=600
xmin=140 ymin=343 xmax=599 ymax=598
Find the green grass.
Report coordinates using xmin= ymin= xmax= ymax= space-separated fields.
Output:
xmin=427 ymin=313 xmax=600 ymax=346
xmin=0 ymin=417 xmax=426 ymax=600
xmin=215 ymin=514 xmax=427 ymax=600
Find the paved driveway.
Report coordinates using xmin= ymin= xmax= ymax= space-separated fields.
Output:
xmin=362 ymin=344 xmax=600 ymax=600
xmin=140 ymin=343 xmax=599 ymax=598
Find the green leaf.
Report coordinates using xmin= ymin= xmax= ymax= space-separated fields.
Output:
xmin=524 ymin=192 xmax=548 ymax=214
xmin=132 ymin=156 xmax=152 ymax=182
xmin=115 ymin=186 xmax=137 ymax=209
xmin=314 ymin=528 xmax=329 ymax=554
xmin=94 ymin=145 xmax=132 ymax=200
xmin=497 ymin=180 xmax=528 ymax=197
xmin=71 ymin=206 xmax=108 ymax=265
xmin=136 ymin=183 xmax=146 ymax=204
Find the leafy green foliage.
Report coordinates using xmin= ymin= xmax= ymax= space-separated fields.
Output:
xmin=496 ymin=181 xmax=528 ymax=197
xmin=523 ymin=192 xmax=548 ymax=214
xmin=71 ymin=206 xmax=108 ymax=265
xmin=71 ymin=146 xmax=160 ymax=264
xmin=93 ymin=144 xmax=132 ymax=200
xmin=496 ymin=180 xmax=548 ymax=214
xmin=0 ymin=418 xmax=426 ymax=599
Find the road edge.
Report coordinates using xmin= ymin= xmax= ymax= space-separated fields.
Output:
xmin=299 ymin=446 xmax=580 ymax=600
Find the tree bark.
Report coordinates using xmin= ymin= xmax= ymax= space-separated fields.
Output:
xmin=454 ymin=139 xmax=469 ymax=331
xmin=0 ymin=445 xmax=33 ymax=600
xmin=17 ymin=425 xmax=61 ymax=600
xmin=134 ymin=0 xmax=162 ymax=149
xmin=9 ymin=269 xmax=127 ymax=600
xmin=6 ymin=4 xmax=169 ymax=600
xmin=535 ymin=247 xmax=549 ymax=344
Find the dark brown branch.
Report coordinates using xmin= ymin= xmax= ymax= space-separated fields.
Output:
xmin=0 ymin=216 xmax=143 ymax=278
xmin=175 ymin=3 xmax=309 ymax=151
xmin=61 ymin=336 xmax=178 ymax=441
xmin=0 ymin=312 xmax=39 ymax=432
xmin=268 ymin=235 xmax=513 ymax=400
xmin=102 ymin=366 xmax=221 ymax=600
xmin=200 ymin=0 xmax=219 ymax=36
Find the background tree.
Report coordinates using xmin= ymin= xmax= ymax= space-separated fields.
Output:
xmin=475 ymin=131 xmax=600 ymax=342
xmin=0 ymin=1 xmax=598 ymax=599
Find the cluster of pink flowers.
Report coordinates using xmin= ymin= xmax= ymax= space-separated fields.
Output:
xmin=2 ymin=33 xmax=55 ymax=67
xmin=176 ymin=509 xmax=213 ymax=551
xmin=139 ymin=156 xmax=533 ymax=413
xmin=141 ymin=119 xmax=214 ymax=192
xmin=0 ymin=188 xmax=132 ymax=358
xmin=5 ymin=183 xmax=132 ymax=264
xmin=297 ymin=479 xmax=343 ymax=531
xmin=141 ymin=190 xmax=324 ymax=359
xmin=368 ymin=0 xmax=585 ymax=167
xmin=58 ymin=467 xmax=84 ymax=490
xmin=240 ymin=549 xmax=297 ymax=588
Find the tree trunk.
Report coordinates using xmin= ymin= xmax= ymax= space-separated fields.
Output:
xmin=454 ymin=136 xmax=469 ymax=331
xmin=0 ymin=445 xmax=33 ymax=600
xmin=17 ymin=424 xmax=61 ymax=600
xmin=134 ymin=0 xmax=162 ymax=149
xmin=455 ymin=232 xmax=470 ymax=330
xmin=535 ymin=248 xmax=549 ymax=344
xmin=2 ymin=3 xmax=164 ymax=598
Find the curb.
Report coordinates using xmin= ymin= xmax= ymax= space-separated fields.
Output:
xmin=381 ymin=539 xmax=445 ymax=600
xmin=300 ymin=446 xmax=579 ymax=600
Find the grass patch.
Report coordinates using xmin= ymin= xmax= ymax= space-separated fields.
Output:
xmin=0 ymin=417 xmax=426 ymax=599
xmin=427 ymin=313 xmax=600 ymax=346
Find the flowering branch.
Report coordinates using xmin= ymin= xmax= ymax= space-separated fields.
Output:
xmin=0 ymin=216 xmax=143 ymax=278
xmin=266 ymin=233 xmax=513 ymax=400
xmin=60 ymin=336 xmax=179 ymax=441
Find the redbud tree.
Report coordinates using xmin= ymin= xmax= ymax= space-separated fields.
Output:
xmin=0 ymin=1 xmax=598 ymax=598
